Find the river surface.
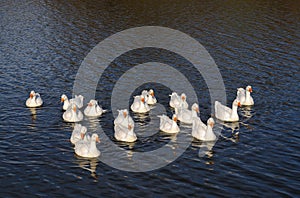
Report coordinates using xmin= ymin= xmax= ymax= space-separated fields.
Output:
xmin=0 ymin=0 xmax=299 ymax=197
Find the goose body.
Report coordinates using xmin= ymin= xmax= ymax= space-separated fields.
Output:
xmin=114 ymin=123 xmax=137 ymax=142
xmin=84 ymin=99 xmax=106 ymax=117
xmin=63 ymin=103 xmax=83 ymax=122
xmin=215 ymin=99 xmax=240 ymax=122
xmin=130 ymin=95 xmax=150 ymax=113
xmin=192 ymin=117 xmax=216 ymax=141
xmin=158 ymin=114 xmax=180 ymax=133
xmin=176 ymin=103 xmax=199 ymax=124
xmin=74 ymin=133 xmax=100 ymax=158
xmin=114 ymin=109 xmax=136 ymax=142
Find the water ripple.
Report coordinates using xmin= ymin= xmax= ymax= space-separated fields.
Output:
xmin=0 ymin=0 xmax=299 ymax=197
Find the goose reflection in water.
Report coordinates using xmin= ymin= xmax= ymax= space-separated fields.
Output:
xmin=213 ymin=119 xmax=240 ymax=142
xmin=126 ymin=148 xmax=134 ymax=160
xmin=239 ymin=106 xmax=256 ymax=131
xmin=85 ymin=116 xmax=100 ymax=131
xmin=132 ymin=112 xmax=150 ymax=125
xmin=29 ymin=107 xmax=37 ymax=121
xmin=192 ymin=140 xmax=216 ymax=159
xmin=114 ymin=139 xmax=136 ymax=160
xmin=133 ymin=113 xmax=157 ymax=138
xmin=217 ymin=120 xmax=240 ymax=133
xmin=115 ymin=140 xmax=136 ymax=150
xmin=160 ymin=132 xmax=179 ymax=156
xmin=75 ymin=156 xmax=99 ymax=179
xmin=240 ymin=106 xmax=255 ymax=119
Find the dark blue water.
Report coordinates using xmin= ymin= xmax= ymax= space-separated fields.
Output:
xmin=1 ymin=0 xmax=299 ymax=197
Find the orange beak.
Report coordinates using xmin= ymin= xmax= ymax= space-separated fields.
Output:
xmin=238 ymin=102 xmax=241 ymax=107
xmin=128 ymin=124 xmax=132 ymax=130
xmin=88 ymin=102 xmax=92 ymax=107
xmin=181 ymin=96 xmax=185 ymax=100
xmin=173 ymin=117 xmax=177 ymax=122
xmin=196 ymin=107 xmax=199 ymax=113
xmin=123 ymin=111 xmax=127 ymax=118
xmin=150 ymin=92 xmax=154 ymax=97
xmin=96 ymin=137 xmax=100 ymax=143
xmin=210 ymin=122 xmax=214 ymax=128
xmin=249 ymin=87 xmax=253 ymax=92
xmin=30 ymin=93 xmax=34 ymax=98
xmin=141 ymin=97 xmax=145 ymax=103
xmin=80 ymin=133 xmax=85 ymax=139
xmin=61 ymin=98 xmax=64 ymax=102
xmin=73 ymin=106 xmax=76 ymax=112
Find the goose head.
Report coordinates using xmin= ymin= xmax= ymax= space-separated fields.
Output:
xmin=181 ymin=93 xmax=187 ymax=101
xmin=237 ymin=87 xmax=244 ymax=93
xmin=169 ymin=92 xmax=177 ymax=97
xmin=123 ymin=109 xmax=128 ymax=118
xmin=191 ymin=103 xmax=199 ymax=113
xmin=207 ymin=117 xmax=215 ymax=128
xmin=29 ymin=90 xmax=35 ymax=98
xmin=233 ymin=99 xmax=241 ymax=107
xmin=88 ymin=99 xmax=97 ymax=107
xmin=91 ymin=133 xmax=100 ymax=143
xmin=61 ymin=94 xmax=68 ymax=102
xmin=149 ymin=89 xmax=155 ymax=97
xmin=80 ymin=127 xmax=87 ymax=139
xmin=141 ymin=90 xmax=148 ymax=96
xmin=246 ymin=85 xmax=252 ymax=93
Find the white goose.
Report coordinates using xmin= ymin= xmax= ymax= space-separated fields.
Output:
xmin=63 ymin=103 xmax=84 ymax=122
xmin=74 ymin=133 xmax=100 ymax=158
xmin=70 ymin=124 xmax=87 ymax=144
xmin=25 ymin=90 xmax=43 ymax=107
xmin=192 ymin=117 xmax=216 ymax=141
xmin=130 ymin=95 xmax=150 ymax=113
xmin=176 ymin=103 xmax=199 ymax=124
xmin=215 ymin=99 xmax=241 ymax=122
xmin=61 ymin=94 xmax=84 ymax=110
xmin=114 ymin=123 xmax=137 ymax=142
xmin=84 ymin=99 xmax=107 ymax=117
xmin=141 ymin=89 xmax=157 ymax=105
xmin=236 ymin=85 xmax=254 ymax=106
xmin=158 ymin=114 xmax=180 ymax=133
xmin=169 ymin=92 xmax=188 ymax=109
xmin=114 ymin=109 xmax=134 ymax=128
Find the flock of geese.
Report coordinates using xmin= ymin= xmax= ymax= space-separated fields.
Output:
xmin=25 ymin=86 xmax=254 ymax=158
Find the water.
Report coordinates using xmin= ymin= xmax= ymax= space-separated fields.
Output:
xmin=1 ymin=0 xmax=299 ymax=197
